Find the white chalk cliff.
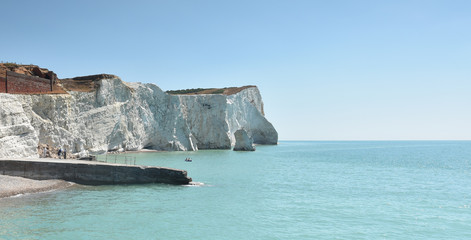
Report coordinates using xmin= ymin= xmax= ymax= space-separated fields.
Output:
xmin=0 ymin=94 xmax=39 ymax=158
xmin=0 ymin=76 xmax=277 ymax=158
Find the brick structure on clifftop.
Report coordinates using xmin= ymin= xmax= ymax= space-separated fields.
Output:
xmin=0 ymin=71 xmax=55 ymax=94
xmin=0 ymin=64 xmax=61 ymax=94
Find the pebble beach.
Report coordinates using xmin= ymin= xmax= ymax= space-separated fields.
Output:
xmin=0 ymin=175 xmax=73 ymax=198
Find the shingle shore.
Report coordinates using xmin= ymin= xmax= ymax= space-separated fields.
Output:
xmin=0 ymin=174 xmax=73 ymax=198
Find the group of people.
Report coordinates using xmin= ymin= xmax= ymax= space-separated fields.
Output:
xmin=41 ymin=146 xmax=67 ymax=159
xmin=57 ymin=147 xmax=67 ymax=159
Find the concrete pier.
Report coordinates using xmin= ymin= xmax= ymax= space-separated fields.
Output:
xmin=0 ymin=158 xmax=192 ymax=185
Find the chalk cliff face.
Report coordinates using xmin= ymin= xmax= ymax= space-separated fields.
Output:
xmin=0 ymin=77 xmax=277 ymax=158
xmin=0 ymin=94 xmax=39 ymax=158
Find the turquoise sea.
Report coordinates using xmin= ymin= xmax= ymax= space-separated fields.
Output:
xmin=1 ymin=141 xmax=471 ymax=239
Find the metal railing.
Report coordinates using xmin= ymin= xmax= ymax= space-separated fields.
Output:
xmin=101 ymin=155 xmax=137 ymax=165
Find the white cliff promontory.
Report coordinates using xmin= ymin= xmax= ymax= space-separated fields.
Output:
xmin=0 ymin=76 xmax=278 ymax=158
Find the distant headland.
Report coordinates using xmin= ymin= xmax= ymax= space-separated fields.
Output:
xmin=0 ymin=63 xmax=278 ymax=159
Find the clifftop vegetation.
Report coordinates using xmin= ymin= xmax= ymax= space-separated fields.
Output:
xmin=1 ymin=62 xmax=255 ymax=95
xmin=0 ymin=62 xmax=57 ymax=80
xmin=166 ymin=85 xmax=256 ymax=95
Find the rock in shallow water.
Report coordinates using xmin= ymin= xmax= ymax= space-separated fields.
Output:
xmin=233 ymin=129 xmax=255 ymax=151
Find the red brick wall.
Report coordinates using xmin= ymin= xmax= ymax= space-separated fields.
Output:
xmin=6 ymin=71 xmax=52 ymax=94
xmin=0 ymin=76 xmax=6 ymax=93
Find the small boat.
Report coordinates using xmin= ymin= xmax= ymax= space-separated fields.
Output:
xmin=185 ymin=158 xmax=192 ymax=162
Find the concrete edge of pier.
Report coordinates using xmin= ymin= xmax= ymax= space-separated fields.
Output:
xmin=0 ymin=158 xmax=192 ymax=185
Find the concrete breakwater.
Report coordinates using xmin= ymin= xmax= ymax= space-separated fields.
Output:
xmin=0 ymin=158 xmax=191 ymax=185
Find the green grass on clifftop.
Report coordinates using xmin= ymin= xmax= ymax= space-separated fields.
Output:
xmin=166 ymin=85 xmax=255 ymax=95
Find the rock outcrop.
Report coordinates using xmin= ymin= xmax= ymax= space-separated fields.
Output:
xmin=0 ymin=94 xmax=39 ymax=158
xmin=233 ymin=129 xmax=255 ymax=151
xmin=0 ymin=75 xmax=278 ymax=158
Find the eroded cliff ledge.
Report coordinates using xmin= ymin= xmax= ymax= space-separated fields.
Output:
xmin=0 ymin=73 xmax=277 ymax=158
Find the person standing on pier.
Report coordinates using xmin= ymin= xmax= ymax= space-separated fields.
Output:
xmin=64 ymin=148 xmax=67 ymax=159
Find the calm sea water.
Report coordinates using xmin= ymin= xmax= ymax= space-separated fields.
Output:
xmin=1 ymin=141 xmax=471 ymax=239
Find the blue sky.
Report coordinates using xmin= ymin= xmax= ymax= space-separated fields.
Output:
xmin=1 ymin=0 xmax=470 ymax=140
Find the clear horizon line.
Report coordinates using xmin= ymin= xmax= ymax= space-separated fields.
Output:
xmin=278 ymin=139 xmax=471 ymax=141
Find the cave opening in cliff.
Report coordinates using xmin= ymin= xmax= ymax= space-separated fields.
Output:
xmin=143 ymin=143 xmax=155 ymax=150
